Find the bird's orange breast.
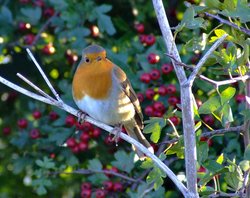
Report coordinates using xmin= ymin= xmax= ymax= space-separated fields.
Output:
xmin=72 ymin=59 xmax=113 ymax=100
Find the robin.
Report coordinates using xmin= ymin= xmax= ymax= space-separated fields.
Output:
xmin=72 ymin=44 xmax=153 ymax=159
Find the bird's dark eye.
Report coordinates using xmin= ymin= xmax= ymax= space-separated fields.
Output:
xmin=85 ymin=57 xmax=90 ymax=63
xmin=96 ymin=56 xmax=102 ymax=61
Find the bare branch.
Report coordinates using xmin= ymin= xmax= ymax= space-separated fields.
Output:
xmin=26 ymin=48 xmax=63 ymax=103
xmin=50 ymin=169 xmax=139 ymax=183
xmin=199 ymin=74 xmax=250 ymax=87
xmin=165 ymin=53 xmax=194 ymax=70
xmin=188 ymin=34 xmax=228 ymax=85
xmin=205 ymin=12 xmax=250 ymax=36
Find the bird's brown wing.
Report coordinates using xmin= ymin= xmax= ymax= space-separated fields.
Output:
xmin=112 ymin=65 xmax=144 ymax=129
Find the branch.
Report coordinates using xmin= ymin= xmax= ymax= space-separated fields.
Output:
xmin=50 ymin=169 xmax=138 ymax=183
xmin=205 ymin=12 xmax=250 ymax=36
xmin=208 ymin=191 xmax=243 ymax=198
xmin=0 ymin=49 xmax=189 ymax=197
xmin=199 ymin=74 xmax=250 ymax=87
xmin=188 ymin=34 xmax=228 ymax=85
xmin=160 ymin=125 xmax=243 ymax=145
xmin=165 ymin=53 xmax=194 ymax=70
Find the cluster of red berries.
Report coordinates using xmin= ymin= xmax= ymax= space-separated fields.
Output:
xmin=134 ymin=23 xmax=156 ymax=46
xmin=65 ymin=115 xmax=101 ymax=154
xmin=65 ymin=49 xmax=79 ymax=65
xmin=18 ymin=0 xmax=56 ymax=54
xmin=80 ymin=166 xmax=123 ymax=198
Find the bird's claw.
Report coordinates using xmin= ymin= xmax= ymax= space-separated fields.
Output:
xmin=111 ymin=125 xmax=122 ymax=144
xmin=77 ymin=110 xmax=87 ymax=124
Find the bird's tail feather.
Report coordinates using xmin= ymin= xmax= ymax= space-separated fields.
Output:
xmin=124 ymin=125 xmax=154 ymax=159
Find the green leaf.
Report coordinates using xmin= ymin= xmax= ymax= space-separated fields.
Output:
xmin=36 ymin=185 xmax=47 ymax=195
xmin=197 ymin=142 xmax=209 ymax=164
xmin=0 ymin=6 xmax=13 ymax=24
xmin=199 ymin=96 xmax=221 ymax=114
xmin=144 ymin=117 xmax=166 ymax=143
xmin=48 ymin=128 xmax=72 ymax=145
xmin=224 ymin=171 xmax=243 ymax=191
xmin=48 ymin=0 xmax=68 ymax=10
xmin=88 ymin=173 xmax=108 ymax=185
xmin=244 ymin=144 xmax=250 ymax=160
xmin=87 ymin=159 xmax=102 ymax=171
xmin=96 ymin=4 xmax=112 ymax=13
xmin=111 ymin=151 xmax=135 ymax=173
xmin=221 ymin=103 xmax=234 ymax=125
xmin=205 ymin=0 xmax=223 ymax=9
xmin=166 ymin=136 xmax=184 ymax=159
xmin=239 ymin=160 xmax=250 ymax=172
xmin=141 ymin=157 xmax=154 ymax=169
xmin=20 ymin=7 xmax=42 ymax=25
xmin=220 ymin=87 xmax=236 ymax=104
xmin=181 ymin=7 xmax=205 ymax=29
xmin=97 ymin=13 xmax=116 ymax=35
xmin=203 ymin=160 xmax=224 ymax=172
xmin=216 ymin=153 xmax=224 ymax=164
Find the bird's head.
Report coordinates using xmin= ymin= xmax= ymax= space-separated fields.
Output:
xmin=81 ymin=44 xmax=107 ymax=64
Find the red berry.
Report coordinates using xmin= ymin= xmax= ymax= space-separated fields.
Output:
xmin=3 ymin=127 xmax=11 ymax=136
xmin=49 ymin=111 xmax=59 ymax=121
xmin=169 ymin=116 xmax=180 ymax=125
xmin=81 ymin=189 xmax=91 ymax=198
xmin=18 ymin=118 xmax=28 ymax=129
xmin=166 ymin=84 xmax=176 ymax=95
xmin=134 ymin=23 xmax=145 ymax=33
xmin=43 ymin=7 xmax=55 ymax=18
xmin=112 ymin=182 xmax=123 ymax=192
xmin=198 ymin=166 xmax=206 ymax=173
xmin=161 ymin=63 xmax=173 ymax=74
xmin=104 ymin=166 xmax=119 ymax=177
xmin=33 ymin=0 xmax=44 ymax=7
xmin=32 ymin=110 xmax=42 ymax=119
xmin=90 ymin=128 xmax=101 ymax=138
xmin=153 ymin=111 xmax=164 ymax=117
xmin=19 ymin=0 xmax=30 ymax=4
xmin=149 ymin=69 xmax=161 ymax=80
xmin=191 ymin=54 xmax=200 ymax=64
xmin=50 ymin=153 xmax=56 ymax=159
xmin=168 ymin=96 xmax=179 ymax=106
xmin=29 ymin=129 xmax=40 ymax=139
xmin=77 ymin=121 xmax=93 ymax=132
xmin=81 ymin=182 xmax=92 ymax=190
xmin=137 ymin=93 xmax=144 ymax=103
xmin=78 ymin=141 xmax=88 ymax=151
xmin=147 ymin=53 xmax=160 ymax=64
xmin=42 ymin=44 xmax=55 ymax=55
xmin=18 ymin=22 xmax=31 ymax=31
xmin=203 ymin=115 xmax=215 ymax=126
xmin=200 ymin=137 xmax=213 ymax=147
xmin=144 ymin=106 xmax=154 ymax=116
xmin=235 ymin=94 xmax=245 ymax=103
xmin=66 ymin=137 xmax=77 ymax=148
xmin=145 ymin=34 xmax=156 ymax=46
xmin=139 ymin=34 xmax=147 ymax=43
xmin=71 ymin=144 xmax=80 ymax=153
xmin=196 ymin=99 xmax=202 ymax=108
xmin=140 ymin=73 xmax=151 ymax=83
xmin=104 ymin=136 xmax=114 ymax=145
xmin=95 ymin=189 xmax=106 ymax=198
xmin=145 ymin=88 xmax=155 ymax=100
xmin=24 ymin=34 xmax=35 ymax=45
xmin=65 ymin=115 xmax=76 ymax=127
xmin=103 ymin=181 xmax=113 ymax=191
xmin=7 ymin=92 xmax=18 ymax=102
xmin=153 ymin=101 xmax=165 ymax=112
xmin=80 ymin=132 xmax=90 ymax=142
xmin=90 ymin=25 xmax=100 ymax=37
xmin=158 ymin=86 xmax=168 ymax=96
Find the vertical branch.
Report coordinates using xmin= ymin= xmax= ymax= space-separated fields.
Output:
xmin=244 ymin=78 xmax=250 ymax=196
xmin=152 ymin=0 xmax=198 ymax=197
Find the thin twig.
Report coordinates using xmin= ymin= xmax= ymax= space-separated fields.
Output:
xmin=26 ymin=48 xmax=63 ymax=103
xmin=188 ymin=34 xmax=228 ymax=85
xmin=50 ymin=169 xmax=139 ymax=183
xmin=165 ymin=53 xmax=194 ymax=70
xmin=205 ymin=12 xmax=250 ymax=36
xmin=160 ymin=125 xmax=243 ymax=145
xmin=29 ymin=11 xmax=59 ymax=46
xmin=17 ymin=73 xmax=55 ymax=102
xmin=199 ymin=74 xmax=250 ymax=87
xmin=208 ymin=191 xmax=242 ymax=198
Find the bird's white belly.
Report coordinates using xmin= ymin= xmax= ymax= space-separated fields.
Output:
xmin=75 ymin=91 xmax=135 ymax=126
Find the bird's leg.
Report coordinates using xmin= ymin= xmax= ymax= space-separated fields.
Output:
xmin=77 ymin=110 xmax=87 ymax=124
xmin=111 ymin=124 xmax=123 ymax=144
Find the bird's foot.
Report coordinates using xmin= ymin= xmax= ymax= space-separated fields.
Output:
xmin=77 ymin=110 xmax=87 ymax=124
xmin=111 ymin=124 xmax=122 ymax=145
